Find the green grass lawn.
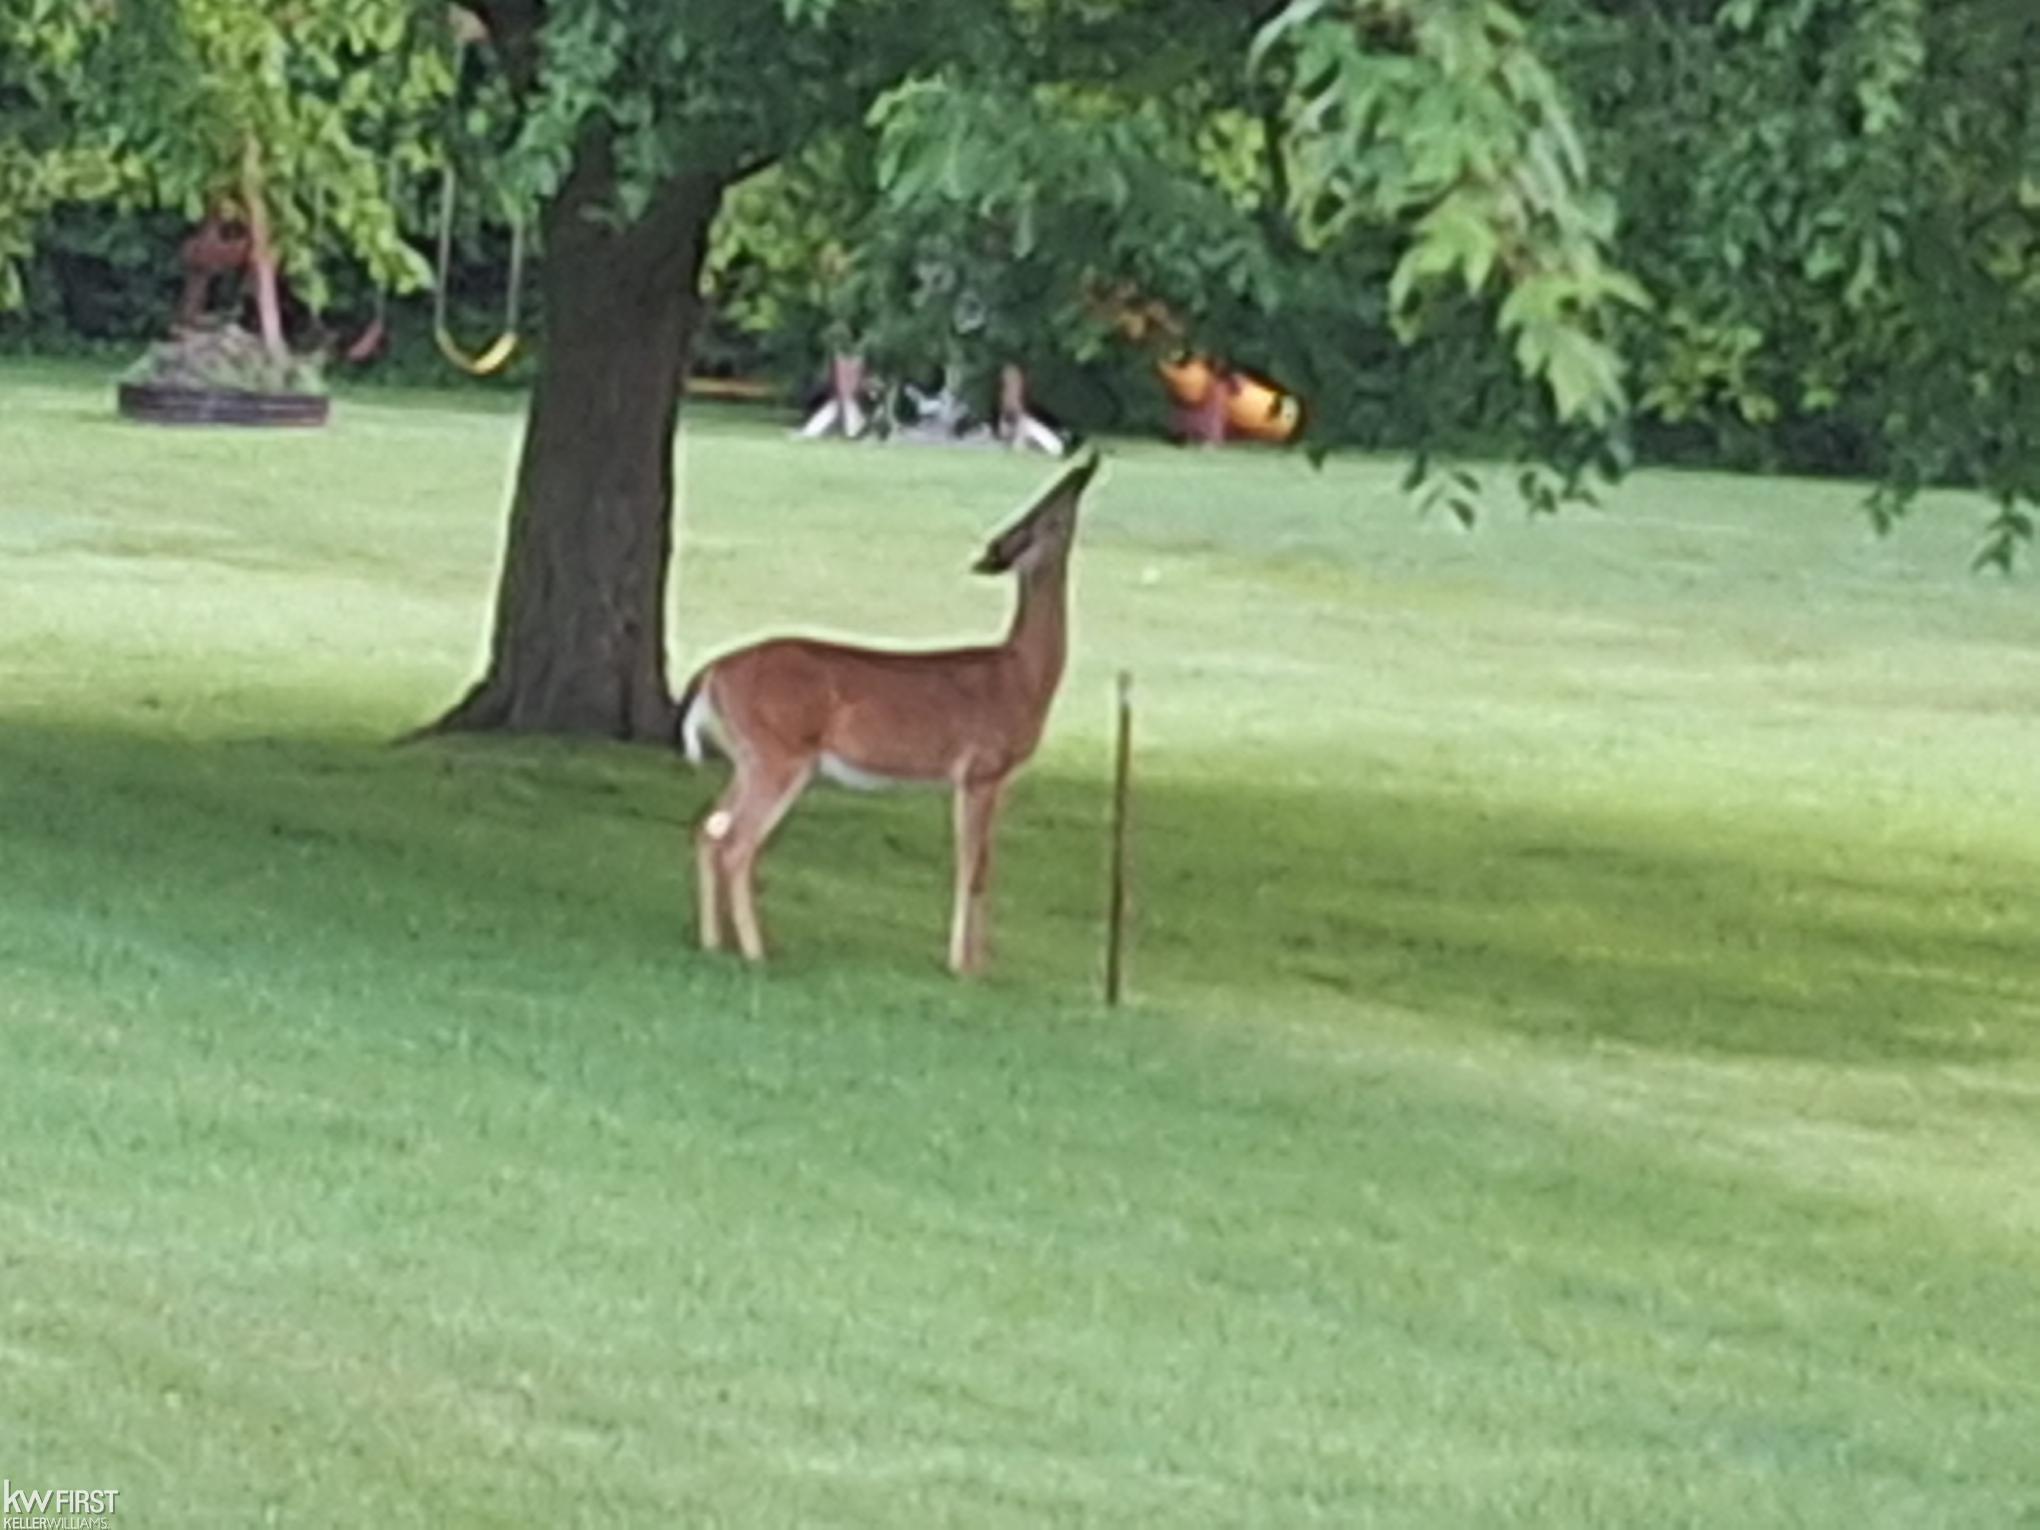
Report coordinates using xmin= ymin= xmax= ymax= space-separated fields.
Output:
xmin=3 ymin=359 xmax=2037 ymax=1527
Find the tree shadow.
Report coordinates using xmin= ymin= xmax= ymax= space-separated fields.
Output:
xmin=1045 ymin=770 xmax=2037 ymax=1067
xmin=2 ymin=717 xmax=2032 ymax=1068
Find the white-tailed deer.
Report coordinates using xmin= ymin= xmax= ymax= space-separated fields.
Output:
xmin=675 ymin=451 xmax=1100 ymax=974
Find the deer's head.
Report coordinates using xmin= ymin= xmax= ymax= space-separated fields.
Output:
xmin=972 ymin=451 xmax=1101 ymax=576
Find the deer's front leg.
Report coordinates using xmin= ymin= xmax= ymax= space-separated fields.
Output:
xmin=949 ymin=776 xmax=1008 ymax=977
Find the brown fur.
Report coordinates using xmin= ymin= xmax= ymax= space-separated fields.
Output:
xmin=680 ymin=453 xmax=1098 ymax=973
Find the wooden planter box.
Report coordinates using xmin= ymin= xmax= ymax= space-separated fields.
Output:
xmin=117 ymin=382 xmax=330 ymax=428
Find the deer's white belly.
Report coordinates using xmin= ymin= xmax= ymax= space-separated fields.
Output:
xmin=818 ymin=752 xmax=944 ymax=792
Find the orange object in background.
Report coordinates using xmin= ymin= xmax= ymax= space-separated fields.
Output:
xmin=1157 ymin=355 xmax=1303 ymax=444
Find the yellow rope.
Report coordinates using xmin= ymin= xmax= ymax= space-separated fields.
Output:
xmin=433 ymin=163 xmax=523 ymax=377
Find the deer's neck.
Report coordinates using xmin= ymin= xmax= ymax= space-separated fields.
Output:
xmin=1003 ymin=555 xmax=1070 ymax=701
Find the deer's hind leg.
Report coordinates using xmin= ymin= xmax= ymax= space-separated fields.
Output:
xmin=695 ymin=781 xmax=739 ymax=952
xmin=714 ymin=755 xmax=816 ymax=963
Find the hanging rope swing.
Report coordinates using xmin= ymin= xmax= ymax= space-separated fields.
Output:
xmin=338 ymin=10 xmax=523 ymax=377
xmin=432 ymin=163 xmax=524 ymax=376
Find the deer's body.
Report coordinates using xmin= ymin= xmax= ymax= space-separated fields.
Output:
xmin=678 ymin=455 xmax=1096 ymax=974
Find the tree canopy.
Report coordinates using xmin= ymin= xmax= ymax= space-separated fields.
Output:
xmin=1 ymin=0 xmax=442 ymax=312
xmin=1 ymin=0 xmax=2033 ymax=736
xmin=1557 ymin=0 xmax=2038 ymax=567
xmin=4 ymin=0 xmax=1639 ymax=418
xmin=705 ymin=0 xmax=2037 ymax=548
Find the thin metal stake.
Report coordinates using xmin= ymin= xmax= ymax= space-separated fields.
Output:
xmin=1105 ymin=670 xmax=1134 ymax=1007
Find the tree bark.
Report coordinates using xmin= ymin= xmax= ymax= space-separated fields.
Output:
xmin=426 ymin=136 xmax=724 ymax=740
xmin=241 ymin=140 xmax=287 ymax=361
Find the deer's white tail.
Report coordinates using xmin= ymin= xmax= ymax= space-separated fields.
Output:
xmin=674 ymin=673 xmax=718 ymax=765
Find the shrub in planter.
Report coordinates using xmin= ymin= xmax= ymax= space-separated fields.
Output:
xmin=118 ymin=324 xmax=329 ymax=425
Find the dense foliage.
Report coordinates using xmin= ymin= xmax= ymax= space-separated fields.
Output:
xmin=1562 ymin=0 xmax=2039 ymax=564
xmin=702 ymin=0 xmax=2039 ymax=550
xmin=3 ymin=0 xmax=2035 ymax=645
xmin=4 ymin=1 xmax=1635 ymax=413
xmin=1 ymin=0 xmax=443 ymax=307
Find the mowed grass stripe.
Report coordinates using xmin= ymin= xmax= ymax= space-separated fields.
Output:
xmin=2 ymin=361 xmax=2036 ymax=1525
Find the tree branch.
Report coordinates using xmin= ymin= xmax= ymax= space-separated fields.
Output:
xmin=468 ymin=0 xmax=542 ymax=92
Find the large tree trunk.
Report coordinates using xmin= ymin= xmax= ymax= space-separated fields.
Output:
xmin=427 ymin=136 xmax=723 ymax=740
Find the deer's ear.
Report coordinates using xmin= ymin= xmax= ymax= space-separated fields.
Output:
xmin=972 ymin=524 xmax=1026 ymax=574
xmin=1028 ymin=451 xmax=1099 ymax=514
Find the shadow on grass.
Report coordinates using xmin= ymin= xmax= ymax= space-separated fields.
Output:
xmin=1 ymin=716 xmax=2032 ymax=1068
